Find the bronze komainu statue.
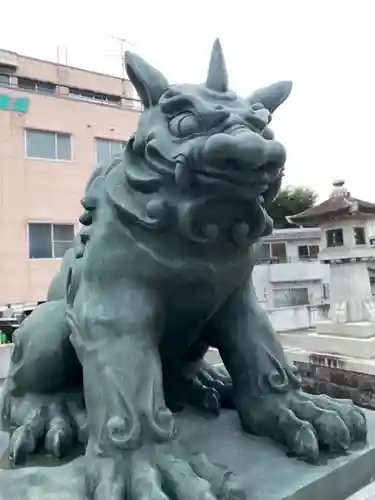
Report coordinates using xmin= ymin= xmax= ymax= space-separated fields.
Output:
xmin=1 ymin=40 xmax=366 ymax=499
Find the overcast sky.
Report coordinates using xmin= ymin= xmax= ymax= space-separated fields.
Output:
xmin=0 ymin=0 xmax=373 ymax=201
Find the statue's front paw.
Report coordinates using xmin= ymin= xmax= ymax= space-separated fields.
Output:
xmin=2 ymin=390 xmax=87 ymax=465
xmin=85 ymin=445 xmax=244 ymax=500
xmin=238 ymin=391 xmax=367 ymax=462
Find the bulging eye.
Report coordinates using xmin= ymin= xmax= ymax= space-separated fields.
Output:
xmin=169 ymin=112 xmax=200 ymax=138
xmin=244 ymin=106 xmax=271 ymax=132
xmin=262 ymin=126 xmax=275 ymax=140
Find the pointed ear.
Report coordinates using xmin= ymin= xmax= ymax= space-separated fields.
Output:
xmin=247 ymin=81 xmax=293 ymax=113
xmin=125 ymin=51 xmax=169 ymax=108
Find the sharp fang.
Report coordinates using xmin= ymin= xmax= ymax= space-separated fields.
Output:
xmin=174 ymin=161 xmax=191 ymax=191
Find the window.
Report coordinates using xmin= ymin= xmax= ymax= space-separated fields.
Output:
xmin=0 ymin=73 xmax=10 ymax=87
xmin=298 ymin=245 xmax=308 ymax=259
xmin=18 ymin=77 xmax=56 ymax=95
xmin=298 ymin=245 xmax=319 ymax=260
xmin=309 ymin=245 xmax=319 ymax=258
xmin=271 ymin=242 xmax=287 ymax=263
xmin=26 ymin=129 xmax=72 ymax=160
xmin=354 ymin=227 xmax=366 ymax=245
xmin=326 ymin=228 xmax=343 ymax=247
xmin=257 ymin=242 xmax=287 ymax=263
xmin=323 ymin=283 xmax=330 ymax=300
xmin=274 ymin=288 xmax=309 ymax=308
xmin=28 ymin=223 xmax=75 ymax=259
xmin=69 ymin=87 xmax=121 ymax=106
xmin=95 ymin=138 xmax=125 ymax=166
xmin=259 ymin=244 xmax=271 ymax=260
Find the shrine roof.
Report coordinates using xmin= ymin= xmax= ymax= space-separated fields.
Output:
xmin=287 ymin=180 xmax=375 ymax=226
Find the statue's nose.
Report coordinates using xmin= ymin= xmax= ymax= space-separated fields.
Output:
xmin=266 ymin=140 xmax=286 ymax=167
xmin=202 ymin=131 xmax=269 ymax=167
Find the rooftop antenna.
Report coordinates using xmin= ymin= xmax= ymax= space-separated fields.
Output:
xmin=56 ymin=45 xmax=69 ymax=65
xmin=105 ymin=34 xmax=135 ymax=88
xmin=104 ymin=35 xmax=142 ymax=107
xmin=56 ymin=45 xmax=68 ymax=86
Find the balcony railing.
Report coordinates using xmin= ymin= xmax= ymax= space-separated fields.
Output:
xmin=266 ymin=302 xmax=330 ymax=332
xmin=0 ymin=80 xmax=142 ymax=111
xmin=257 ymin=256 xmax=319 ymax=265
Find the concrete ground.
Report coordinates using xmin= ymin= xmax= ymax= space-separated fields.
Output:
xmin=1 ymin=351 xmax=375 ymax=498
xmin=347 ymin=483 xmax=375 ymax=499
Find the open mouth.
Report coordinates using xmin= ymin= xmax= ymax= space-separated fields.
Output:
xmin=223 ymin=119 xmax=266 ymax=135
xmin=179 ymin=127 xmax=286 ymax=201
xmin=194 ymin=166 xmax=270 ymax=199
xmin=194 ymin=157 xmax=281 ymax=190
xmin=223 ymin=124 xmax=248 ymax=135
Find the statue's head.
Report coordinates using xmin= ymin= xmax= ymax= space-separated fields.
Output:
xmin=123 ymin=40 xmax=292 ymax=245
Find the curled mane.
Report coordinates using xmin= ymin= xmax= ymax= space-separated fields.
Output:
xmin=75 ymin=155 xmax=123 ymax=258
xmin=104 ymin=140 xmax=174 ymax=232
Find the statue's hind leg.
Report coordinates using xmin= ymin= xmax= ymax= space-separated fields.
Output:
xmin=1 ymin=300 xmax=87 ymax=464
xmin=163 ymin=340 xmax=234 ymax=415
xmin=205 ymin=278 xmax=367 ymax=462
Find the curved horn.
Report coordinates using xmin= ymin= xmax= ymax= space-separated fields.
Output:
xmin=205 ymin=38 xmax=228 ymax=92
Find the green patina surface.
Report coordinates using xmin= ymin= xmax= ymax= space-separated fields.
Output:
xmin=0 ymin=40 xmax=369 ymax=500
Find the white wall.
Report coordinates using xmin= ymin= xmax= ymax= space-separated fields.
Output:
xmin=319 ymin=218 xmax=375 ymax=260
xmin=252 ymin=261 xmax=330 ymax=307
xmin=268 ymin=261 xmax=329 ymax=283
xmin=252 ymin=264 xmax=273 ymax=304
xmin=366 ymin=219 xmax=375 ymax=241
xmin=267 ymin=305 xmax=323 ymax=332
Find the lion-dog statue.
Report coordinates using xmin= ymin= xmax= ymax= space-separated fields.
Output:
xmin=1 ymin=40 xmax=366 ymax=500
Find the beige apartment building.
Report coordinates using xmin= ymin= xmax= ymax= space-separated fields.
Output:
xmin=0 ymin=48 xmax=141 ymax=306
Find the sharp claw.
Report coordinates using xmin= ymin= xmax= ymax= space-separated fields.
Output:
xmin=9 ymin=437 xmax=27 ymax=465
xmin=45 ymin=425 xmax=73 ymax=458
xmin=214 ymin=379 xmax=226 ymax=387
xmin=221 ymin=477 xmax=246 ymax=500
xmin=337 ymin=440 xmax=350 ymax=452
xmin=350 ymin=409 xmax=367 ymax=441
xmin=288 ymin=424 xmax=319 ymax=463
xmin=199 ymin=370 xmax=225 ymax=389
xmin=314 ymin=413 xmax=351 ymax=452
xmin=77 ymin=421 xmax=89 ymax=445
xmin=9 ymin=425 xmax=38 ymax=465
xmin=203 ymin=389 xmax=220 ymax=416
xmin=45 ymin=428 xmax=62 ymax=458
xmin=310 ymin=394 xmax=368 ymax=444
xmin=200 ymin=367 xmax=232 ymax=389
xmin=71 ymin=411 xmax=89 ymax=444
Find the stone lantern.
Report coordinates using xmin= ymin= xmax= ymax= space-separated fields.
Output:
xmin=286 ymin=180 xmax=375 ymax=359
